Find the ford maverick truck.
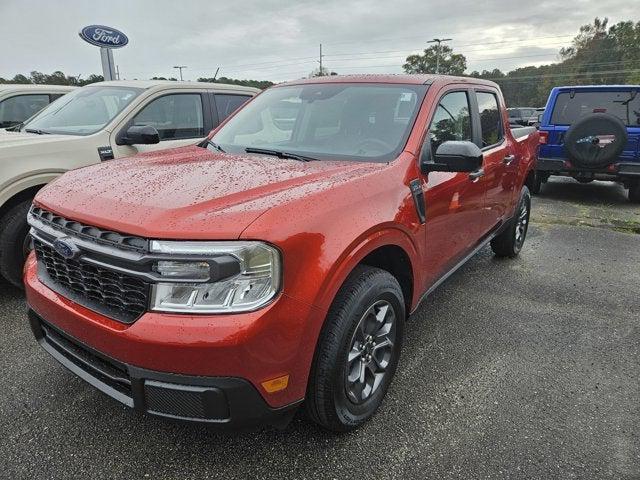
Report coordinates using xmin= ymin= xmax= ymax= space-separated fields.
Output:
xmin=0 ymin=80 xmax=258 ymax=287
xmin=25 ymin=75 xmax=538 ymax=431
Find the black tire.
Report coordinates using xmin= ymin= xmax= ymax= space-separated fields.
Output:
xmin=0 ymin=199 xmax=32 ymax=288
xmin=564 ymin=113 xmax=627 ymax=169
xmin=629 ymin=183 xmax=640 ymax=204
xmin=491 ymin=186 xmax=531 ymax=258
xmin=529 ymin=171 xmax=543 ymax=195
xmin=306 ymin=265 xmax=405 ymax=432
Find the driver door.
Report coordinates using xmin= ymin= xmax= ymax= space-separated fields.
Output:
xmin=420 ymin=88 xmax=490 ymax=286
xmin=111 ymin=91 xmax=212 ymax=158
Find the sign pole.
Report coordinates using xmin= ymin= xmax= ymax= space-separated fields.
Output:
xmin=100 ymin=47 xmax=116 ymax=81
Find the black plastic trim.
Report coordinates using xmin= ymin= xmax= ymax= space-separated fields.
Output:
xmin=29 ymin=310 xmax=301 ymax=429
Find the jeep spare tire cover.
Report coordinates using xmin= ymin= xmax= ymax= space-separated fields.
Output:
xmin=564 ymin=113 xmax=627 ymax=169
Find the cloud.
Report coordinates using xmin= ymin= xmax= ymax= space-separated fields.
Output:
xmin=0 ymin=0 xmax=637 ymax=82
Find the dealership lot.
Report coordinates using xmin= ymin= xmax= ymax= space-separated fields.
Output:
xmin=1 ymin=178 xmax=638 ymax=480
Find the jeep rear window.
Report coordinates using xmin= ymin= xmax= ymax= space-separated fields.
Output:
xmin=551 ymin=91 xmax=640 ymax=126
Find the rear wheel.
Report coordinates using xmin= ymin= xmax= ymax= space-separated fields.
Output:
xmin=0 ymin=199 xmax=32 ymax=288
xmin=306 ymin=265 xmax=405 ymax=432
xmin=491 ymin=186 xmax=531 ymax=258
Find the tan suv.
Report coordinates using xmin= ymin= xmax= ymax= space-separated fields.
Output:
xmin=0 ymin=84 xmax=75 ymax=129
xmin=0 ymin=80 xmax=259 ymax=286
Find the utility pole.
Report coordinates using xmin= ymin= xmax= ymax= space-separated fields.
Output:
xmin=427 ymin=38 xmax=452 ymax=74
xmin=212 ymin=67 xmax=220 ymax=82
xmin=173 ymin=65 xmax=187 ymax=81
xmin=318 ymin=43 xmax=324 ymax=76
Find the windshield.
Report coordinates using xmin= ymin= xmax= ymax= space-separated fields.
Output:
xmin=210 ymin=83 xmax=427 ymax=162
xmin=551 ymin=90 xmax=640 ymax=127
xmin=24 ymin=86 xmax=143 ymax=135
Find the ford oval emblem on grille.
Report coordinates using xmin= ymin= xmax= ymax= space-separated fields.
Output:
xmin=52 ymin=237 xmax=80 ymax=260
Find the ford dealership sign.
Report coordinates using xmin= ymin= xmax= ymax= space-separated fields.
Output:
xmin=79 ymin=25 xmax=128 ymax=49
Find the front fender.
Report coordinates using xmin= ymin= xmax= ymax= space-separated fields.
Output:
xmin=0 ymin=170 xmax=66 ymax=210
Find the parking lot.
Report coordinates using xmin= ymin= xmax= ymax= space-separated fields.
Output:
xmin=1 ymin=178 xmax=639 ymax=480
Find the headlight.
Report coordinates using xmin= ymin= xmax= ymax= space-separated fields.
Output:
xmin=149 ymin=241 xmax=281 ymax=313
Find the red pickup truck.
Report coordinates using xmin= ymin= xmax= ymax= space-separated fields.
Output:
xmin=25 ymin=75 xmax=538 ymax=432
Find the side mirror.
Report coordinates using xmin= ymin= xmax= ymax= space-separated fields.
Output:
xmin=120 ymin=125 xmax=160 ymax=145
xmin=421 ymin=140 xmax=483 ymax=173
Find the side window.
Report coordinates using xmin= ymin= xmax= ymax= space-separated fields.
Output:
xmin=476 ymin=92 xmax=503 ymax=147
xmin=0 ymin=94 xmax=50 ymax=128
xmin=429 ymin=91 xmax=471 ymax=153
xmin=132 ymin=94 xmax=204 ymax=141
xmin=214 ymin=94 xmax=252 ymax=123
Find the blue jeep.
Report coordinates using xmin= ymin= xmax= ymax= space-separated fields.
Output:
xmin=536 ymin=85 xmax=640 ymax=203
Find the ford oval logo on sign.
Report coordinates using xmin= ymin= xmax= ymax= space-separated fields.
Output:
xmin=79 ymin=25 xmax=129 ymax=49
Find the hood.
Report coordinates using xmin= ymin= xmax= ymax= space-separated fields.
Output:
xmin=35 ymin=145 xmax=377 ymax=239
xmin=0 ymin=129 xmax=77 ymax=148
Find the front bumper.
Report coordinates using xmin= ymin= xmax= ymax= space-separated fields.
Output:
xmin=25 ymin=253 xmax=326 ymax=422
xmin=29 ymin=310 xmax=299 ymax=428
xmin=537 ymin=157 xmax=640 ymax=179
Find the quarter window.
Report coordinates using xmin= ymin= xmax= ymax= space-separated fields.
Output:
xmin=429 ymin=91 xmax=472 ymax=153
xmin=476 ymin=92 xmax=503 ymax=147
xmin=0 ymin=94 xmax=50 ymax=128
xmin=132 ymin=94 xmax=204 ymax=141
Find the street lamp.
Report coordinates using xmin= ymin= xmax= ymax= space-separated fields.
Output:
xmin=427 ymin=38 xmax=452 ymax=74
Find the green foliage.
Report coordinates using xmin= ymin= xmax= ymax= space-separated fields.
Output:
xmin=403 ymin=45 xmax=466 ymax=75
xmin=197 ymin=76 xmax=274 ymax=90
xmin=0 ymin=71 xmax=103 ymax=86
xmin=470 ymin=18 xmax=640 ymax=106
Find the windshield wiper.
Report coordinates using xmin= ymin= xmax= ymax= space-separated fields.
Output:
xmin=208 ymin=140 xmax=226 ymax=152
xmin=24 ymin=128 xmax=51 ymax=135
xmin=245 ymin=147 xmax=316 ymax=162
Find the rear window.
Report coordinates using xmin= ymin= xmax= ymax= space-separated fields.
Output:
xmin=551 ymin=91 xmax=640 ymax=126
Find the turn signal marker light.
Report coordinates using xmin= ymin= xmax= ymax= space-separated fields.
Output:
xmin=261 ymin=375 xmax=289 ymax=393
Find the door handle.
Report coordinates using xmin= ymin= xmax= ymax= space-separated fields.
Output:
xmin=469 ymin=168 xmax=485 ymax=181
xmin=503 ymin=154 xmax=516 ymax=165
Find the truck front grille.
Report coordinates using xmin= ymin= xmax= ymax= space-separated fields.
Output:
xmin=34 ymin=239 xmax=149 ymax=323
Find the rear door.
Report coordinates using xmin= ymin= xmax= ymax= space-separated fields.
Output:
xmin=472 ymin=89 xmax=516 ymax=227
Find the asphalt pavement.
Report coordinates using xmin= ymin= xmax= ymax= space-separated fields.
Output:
xmin=1 ymin=177 xmax=638 ymax=480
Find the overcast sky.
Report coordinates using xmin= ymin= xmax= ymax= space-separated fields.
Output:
xmin=0 ymin=0 xmax=638 ymax=83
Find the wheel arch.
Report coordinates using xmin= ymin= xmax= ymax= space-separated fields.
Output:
xmin=313 ymin=226 xmax=420 ymax=316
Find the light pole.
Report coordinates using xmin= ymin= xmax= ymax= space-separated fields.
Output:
xmin=427 ymin=38 xmax=452 ymax=74
xmin=173 ymin=65 xmax=187 ymax=81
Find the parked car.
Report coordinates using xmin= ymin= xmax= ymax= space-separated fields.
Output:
xmin=0 ymin=84 xmax=74 ymax=129
xmin=25 ymin=75 xmax=538 ymax=431
xmin=529 ymin=107 xmax=545 ymax=127
xmin=508 ymin=107 xmax=540 ymax=127
xmin=536 ymin=85 xmax=640 ymax=202
xmin=0 ymin=80 xmax=259 ymax=287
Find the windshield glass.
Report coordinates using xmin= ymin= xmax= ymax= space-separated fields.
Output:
xmin=551 ymin=90 xmax=640 ymax=126
xmin=210 ymin=83 xmax=427 ymax=162
xmin=24 ymin=86 xmax=143 ymax=135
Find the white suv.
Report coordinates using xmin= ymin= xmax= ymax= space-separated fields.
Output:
xmin=0 ymin=80 xmax=259 ymax=286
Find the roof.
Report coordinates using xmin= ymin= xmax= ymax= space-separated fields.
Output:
xmin=0 ymin=84 xmax=75 ymax=92
xmin=552 ymin=85 xmax=640 ymax=90
xmin=94 ymin=80 xmax=260 ymax=93
xmin=279 ymin=74 xmax=499 ymax=88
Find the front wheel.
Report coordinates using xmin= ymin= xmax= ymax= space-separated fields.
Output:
xmin=491 ymin=186 xmax=531 ymax=258
xmin=306 ymin=265 xmax=405 ymax=432
xmin=0 ymin=199 xmax=32 ymax=288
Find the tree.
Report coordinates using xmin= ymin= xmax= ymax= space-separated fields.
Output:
xmin=308 ymin=67 xmax=338 ymax=78
xmin=197 ymin=76 xmax=275 ymax=90
xmin=403 ymin=45 xmax=466 ymax=75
